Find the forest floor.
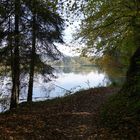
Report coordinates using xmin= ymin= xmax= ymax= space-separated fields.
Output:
xmin=0 ymin=87 xmax=139 ymax=140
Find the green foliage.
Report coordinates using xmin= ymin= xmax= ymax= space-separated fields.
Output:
xmin=71 ymin=2 xmax=140 ymax=131
xmin=0 ymin=0 xmax=64 ymax=107
xmin=74 ymin=0 xmax=139 ymax=57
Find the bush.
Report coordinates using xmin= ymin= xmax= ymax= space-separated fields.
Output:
xmin=100 ymin=92 xmax=140 ymax=129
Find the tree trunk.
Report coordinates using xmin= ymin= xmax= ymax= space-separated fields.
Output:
xmin=8 ymin=16 xmax=13 ymax=81
xmin=121 ymin=24 xmax=140 ymax=96
xmin=10 ymin=0 xmax=20 ymax=109
xmin=121 ymin=47 xmax=140 ymax=96
xmin=27 ymin=8 xmax=36 ymax=102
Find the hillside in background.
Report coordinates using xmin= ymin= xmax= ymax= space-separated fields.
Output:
xmin=55 ymin=56 xmax=95 ymax=66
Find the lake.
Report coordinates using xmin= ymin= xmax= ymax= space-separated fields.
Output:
xmin=32 ymin=66 xmax=110 ymax=100
xmin=0 ymin=65 xmax=124 ymax=112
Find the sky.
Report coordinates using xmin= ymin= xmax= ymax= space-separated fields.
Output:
xmin=56 ymin=4 xmax=83 ymax=57
xmin=57 ymin=20 xmax=84 ymax=57
xmin=56 ymin=21 xmax=81 ymax=56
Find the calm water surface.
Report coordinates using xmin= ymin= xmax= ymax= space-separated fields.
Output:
xmin=0 ymin=65 xmax=124 ymax=112
xmin=32 ymin=66 xmax=110 ymax=100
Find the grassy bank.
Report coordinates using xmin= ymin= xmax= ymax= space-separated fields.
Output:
xmin=0 ymin=87 xmax=139 ymax=139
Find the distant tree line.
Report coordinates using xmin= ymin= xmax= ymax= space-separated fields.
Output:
xmin=55 ymin=56 xmax=93 ymax=66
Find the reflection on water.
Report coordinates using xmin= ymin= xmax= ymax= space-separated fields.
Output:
xmin=54 ymin=65 xmax=103 ymax=74
xmin=33 ymin=66 xmax=110 ymax=99
xmin=0 ymin=65 xmax=125 ymax=112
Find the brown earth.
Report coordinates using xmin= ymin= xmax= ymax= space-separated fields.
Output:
xmin=0 ymin=87 xmax=132 ymax=140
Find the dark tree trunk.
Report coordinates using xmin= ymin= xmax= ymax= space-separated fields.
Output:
xmin=27 ymin=8 xmax=36 ymax=102
xmin=8 ymin=16 xmax=13 ymax=80
xmin=10 ymin=0 xmax=20 ymax=109
xmin=121 ymin=24 xmax=140 ymax=96
xmin=121 ymin=47 xmax=140 ymax=96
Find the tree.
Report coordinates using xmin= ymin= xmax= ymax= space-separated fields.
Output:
xmin=68 ymin=0 xmax=140 ymax=130
xmin=10 ymin=0 xmax=21 ymax=109
xmin=23 ymin=0 xmax=64 ymax=102
xmin=75 ymin=0 xmax=140 ymax=95
xmin=0 ymin=0 xmax=21 ymax=109
xmin=0 ymin=0 xmax=64 ymax=108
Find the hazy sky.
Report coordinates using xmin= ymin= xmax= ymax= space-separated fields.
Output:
xmin=57 ymin=20 xmax=81 ymax=56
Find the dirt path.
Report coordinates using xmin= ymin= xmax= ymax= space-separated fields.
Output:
xmin=0 ymin=87 xmax=119 ymax=140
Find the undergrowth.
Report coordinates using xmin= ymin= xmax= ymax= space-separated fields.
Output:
xmin=100 ymin=92 xmax=140 ymax=129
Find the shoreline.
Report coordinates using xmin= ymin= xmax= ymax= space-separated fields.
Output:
xmin=0 ymin=87 xmax=122 ymax=139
